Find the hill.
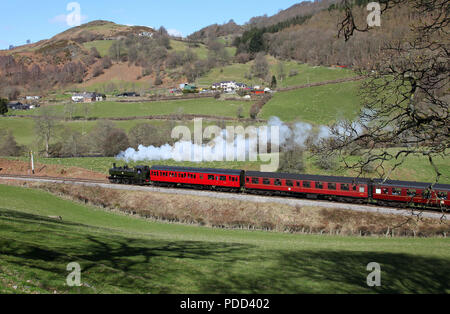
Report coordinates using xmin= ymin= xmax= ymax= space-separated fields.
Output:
xmin=187 ymin=20 xmax=243 ymax=42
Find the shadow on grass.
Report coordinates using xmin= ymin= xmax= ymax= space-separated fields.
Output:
xmin=1 ymin=208 xmax=449 ymax=294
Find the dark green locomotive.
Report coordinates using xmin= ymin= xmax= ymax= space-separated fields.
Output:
xmin=108 ymin=163 xmax=150 ymax=185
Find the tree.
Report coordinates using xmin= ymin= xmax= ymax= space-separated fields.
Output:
xmin=50 ymin=127 xmax=88 ymax=157
xmin=92 ymin=64 xmax=104 ymax=77
xmin=109 ymin=41 xmax=124 ymax=62
xmin=0 ymin=98 xmax=8 ymax=115
xmin=270 ymin=75 xmax=277 ymax=89
xmin=277 ymin=62 xmax=286 ymax=83
xmin=90 ymin=47 xmax=101 ymax=59
xmin=63 ymin=103 xmax=76 ymax=121
xmin=0 ymin=130 xmax=23 ymax=156
xmin=34 ymin=107 xmax=58 ymax=157
xmin=101 ymin=56 xmax=112 ymax=69
xmin=320 ymin=0 xmax=449 ymax=186
xmin=237 ymin=105 xmax=244 ymax=119
xmin=250 ymin=53 xmax=269 ymax=80
xmin=90 ymin=121 xmax=130 ymax=157
xmin=128 ymin=123 xmax=159 ymax=149
xmin=279 ymin=146 xmax=305 ymax=174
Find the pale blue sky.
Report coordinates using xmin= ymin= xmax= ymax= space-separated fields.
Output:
xmin=0 ymin=0 xmax=302 ymax=49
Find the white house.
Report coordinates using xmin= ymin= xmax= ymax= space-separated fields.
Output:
xmin=72 ymin=94 xmax=85 ymax=103
xmin=72 ymin=92 xmax=105 ymax=103
xmin=220 ymin=81 xmax=237 ymax=92
xmin=26 ymin=96 xmax=41 ymax=100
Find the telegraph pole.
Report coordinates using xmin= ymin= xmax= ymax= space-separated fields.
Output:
xmin=30 ymin=151 xmax=35 ymax=175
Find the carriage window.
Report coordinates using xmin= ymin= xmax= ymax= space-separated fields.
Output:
xmin=303 ymin=181 xmax=311 ymax=188
xmin=208 ymin=175 xmax=214 ymax=180
xmin=246 ymin=178 xmax=250 ymax=183
xmin=353 ymin=185 xmax=357 ymax=191
xmin=407 ymin=189 xmax=417 ymax=197
xmin=383 ymin=188 xmax=389 ymax=194
xmin=341 ymin=184 xmax=350 ymax=191
xmin=392 ymin=188 xmax=402 ymax=196
xmin=315 ymin=182 xmax=323 ymax=189
xmin=263 ymin=178 xmax=271 ymax=185
xmin=423 ymin=191 xmax=431 ymax=199
xmin=274 ymin=179 xmax=282 ymax=186
xmin=359 ymin=186 xmax=365 ymax=193
xmin=328 ymin=183 xmax=336 ymax=190
xmin=437 ymin=192 xmax=448 ymax=200
xmin=252 ymin=178 xmax=260 ymax=184
xmin=286 ymin=180 xmax=294 ymax=187
xmin=296 ymin=181 xmax=301 ymax=187
xmin=220 ymin=176 xmax=227 ymax=181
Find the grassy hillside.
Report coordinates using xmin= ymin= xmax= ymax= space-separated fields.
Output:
xmin=196 ymin=59 xmax=356 ymax=87
xmin=0 ymin=184 xmax=449 ymax=294
xmin=260 ymin=81 xmax=362 ymax=124
xmin=82 ymin=40 xmax=115 ymax=57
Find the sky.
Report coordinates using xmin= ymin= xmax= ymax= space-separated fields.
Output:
xmin=0 ymin=0 xmax=302 ymax=50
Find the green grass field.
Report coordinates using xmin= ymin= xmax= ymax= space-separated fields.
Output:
xmin=196 ymin=59 xmax=356 ymax=88
xmin=0 ymin=117 xmax=179 ymax=148
xmin=7 ymin=98 xmax=253 ymax=120
xmin=0 ymin=184 xmax=449 ymax=294
xmin=82 ymin=40 xmax=115 ymax=57
xmin=260 ymin=81 xmax=362 ymax=124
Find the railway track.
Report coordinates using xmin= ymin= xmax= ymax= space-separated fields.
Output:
xmin=0 ymin=174 xmax=447 ymax=220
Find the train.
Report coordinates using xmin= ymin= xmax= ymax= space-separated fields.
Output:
xmin=108 ymin=164 xmax=450 ymax=210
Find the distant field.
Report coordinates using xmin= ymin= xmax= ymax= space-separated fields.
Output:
xmin=82 ymin=40 xmax=114 ymax=57
xmin=196 ymin=59 xmax=356 ymax=87
xmin=0 ymin=116 xmax=259 ymax=150
xmin=169 ymin=40 xmax=209 ymax=59
xmin=260 ymin=81 xmax=362 ymax=124
xmin=0 ymin=184 xmax=449 ymax=294
xmin=0 ymin=117 xmax=177 ymax=148
xmin=7 ymin=98 xmax=253 ymax=119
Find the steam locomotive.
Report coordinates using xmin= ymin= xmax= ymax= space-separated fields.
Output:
xmin=109 ymin=164 xmax=450 ymax=210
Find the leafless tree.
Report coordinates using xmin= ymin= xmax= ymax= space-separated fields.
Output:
xmin=34 ymin=107 xmax=58 ymax=157
xmin=251 ymin=53 xmax=270 ymax=80
xmin=320 ymin=0 xmax=449 ymax=184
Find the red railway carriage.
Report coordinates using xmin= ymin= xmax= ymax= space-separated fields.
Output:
xmin=372 ymin=179 xmax=450 ymax=208
xmin=245 ymin=171 xmax=370 ymax=200
xmin=150 ymin=165 xmax=244 ymax=190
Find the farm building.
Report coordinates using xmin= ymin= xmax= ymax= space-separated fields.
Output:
xmin=7 ymin=102 xmax=32 ymax=110
xmin=72 ymin=92 xmax=106 ymax=103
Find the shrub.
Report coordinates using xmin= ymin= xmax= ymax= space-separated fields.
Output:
xmin=315 ymin=153 xmax=338 ymax=170
xmin=289 ymin=69 xmax=299 ymax=77
xmin=0 ymin=131 xmax=24 ymax=156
